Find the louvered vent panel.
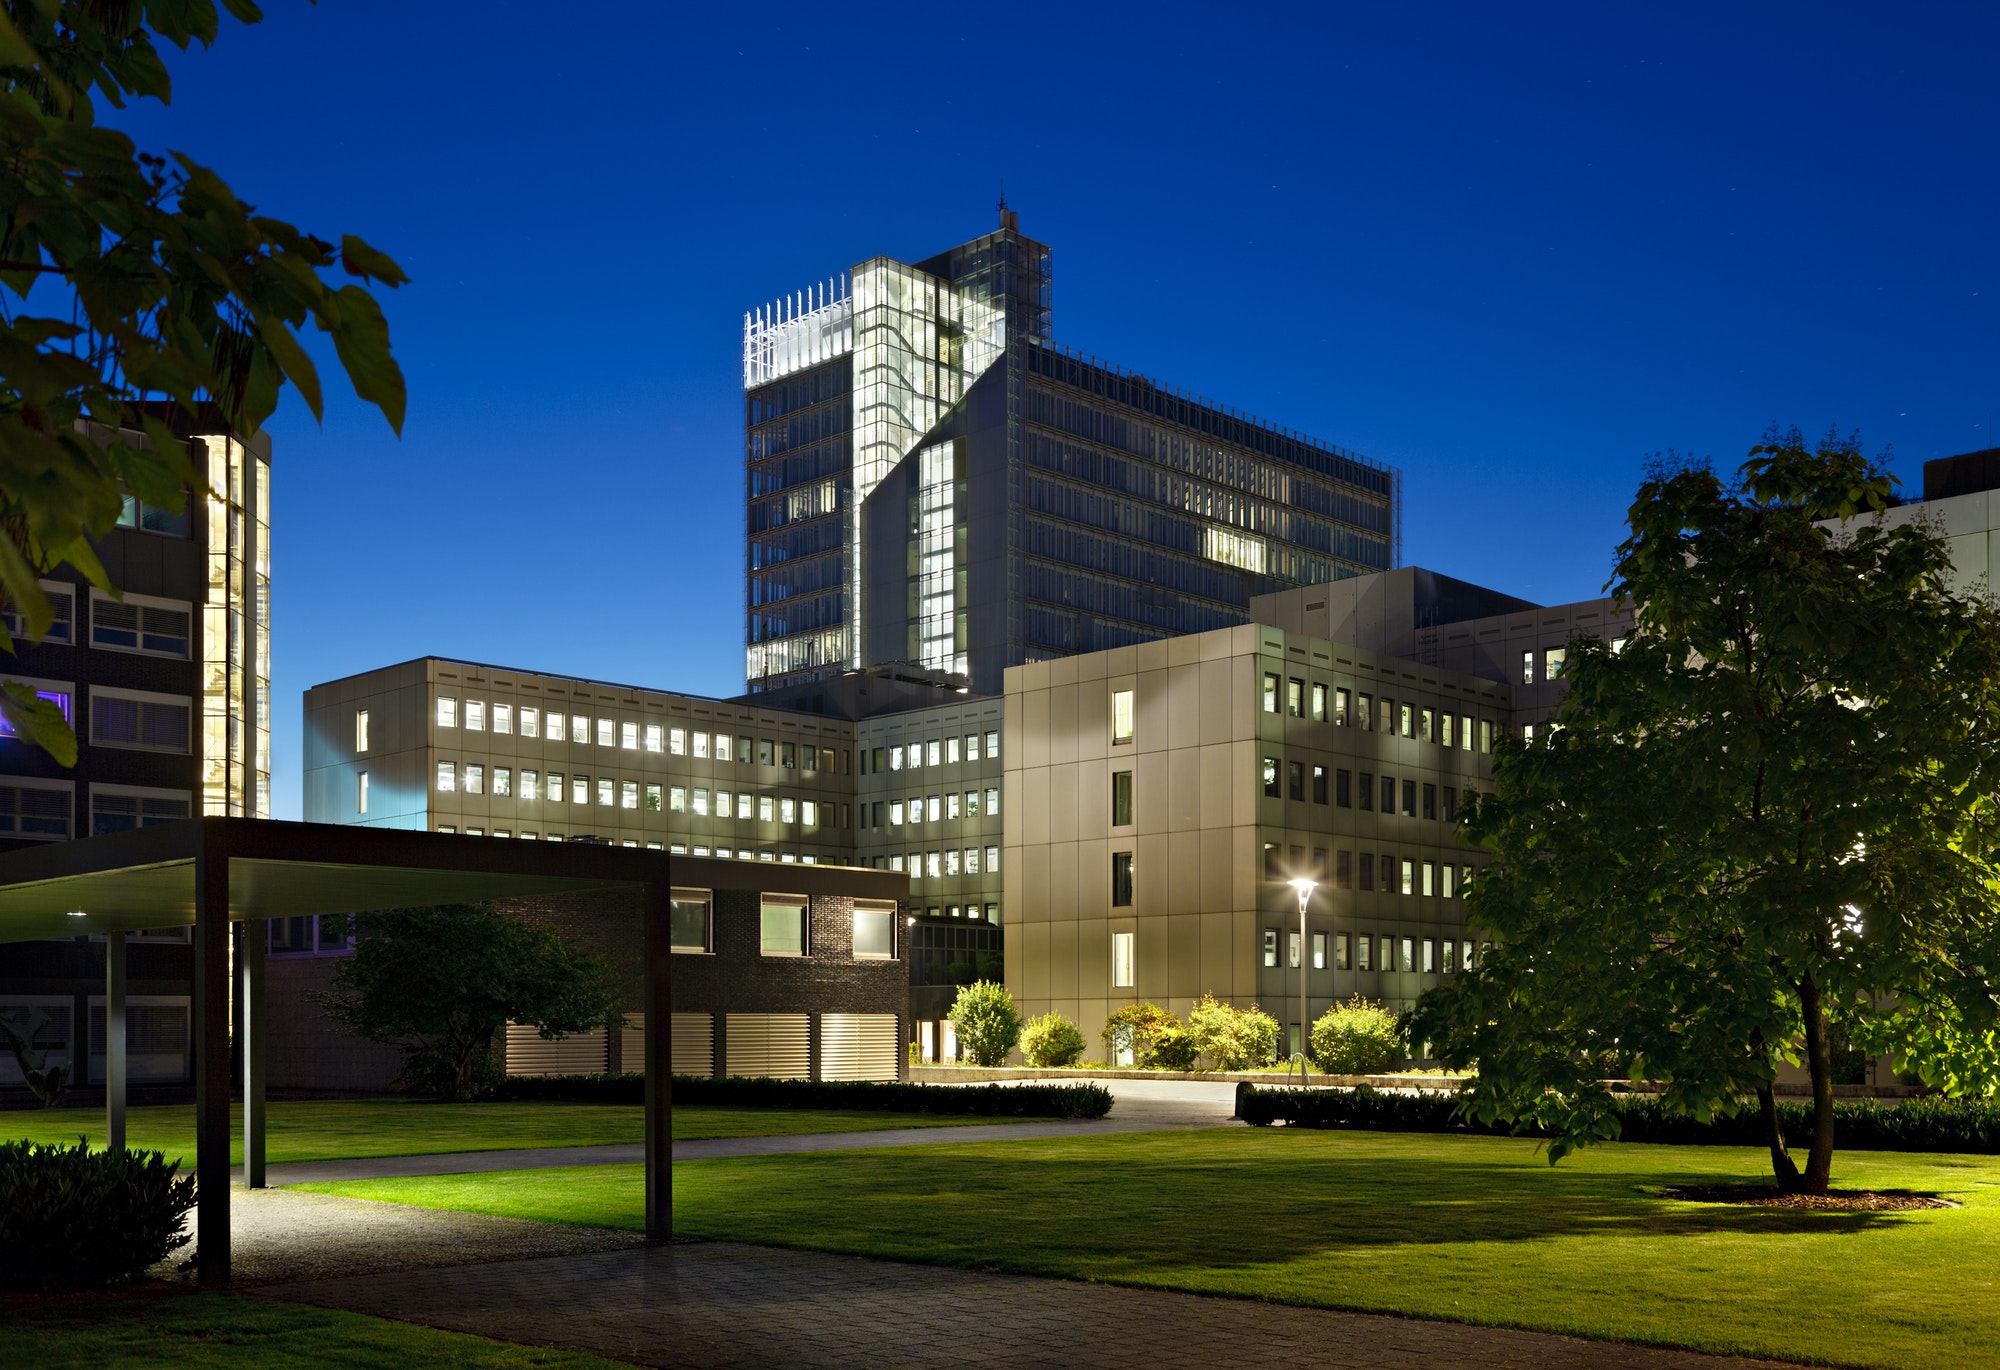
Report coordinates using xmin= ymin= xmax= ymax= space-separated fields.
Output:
xmin=819 ymin=1013 xmax=899 ymax=1082
xmin=503 ymin=1022 xmax=607 ymax=1077
xmin=724 ymin=1013 xmax=810 ymax=1080
xmin=616 ymin=1013 xmax=713 ymax=1076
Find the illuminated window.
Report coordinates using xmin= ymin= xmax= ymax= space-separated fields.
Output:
xmin=1521 ymin=650 xmax=1535 ymax=684
xmin=356 ymin=771 xmax=368 ymax=814
xmin=464 ymin=764 xmax=485 ymax=796
xmin=1335 ymin=688 xmax=1350 ymax=726
xmin=355 ymin=710 xmax=370 ymax=753
xmin=622 ymin=722 xmax=639 ymax=750
xmin=571 ymin=775 xmax=589 ymax=804
xmin=437 ymin=698 xmax=457 ymax=728
xmin=927 ymin=740 xmax=941 ymax=767
xmin=435 ymin=761 xmax=456 ymax=792
xmin=597 ymin=778 xmax=614 ymax=806
xmin=494 ymin=767 xmax=512 ymax=798
xmin=965 ymin=732 xmax=981 ymax=760
xmin=622 ymin=781 xmax=639 ymax=809
xmin=1112 ymin=931 xmax=1135 ymax=988
xmin=1261 ymin=673 xmax=1278 ymax=714
xmin=546 ymin=772 xmax=563 ymax=802
xmin=1112 ymin=689 xmax=1134 ymax=742
xmin=493 ymin=704 xmax=512 ymax=735
xmin=669 ymin=785 xmax=686 ymax=813
xmin=465 ymin=700 xmax=485 ymax=732
xmin=521 ymin=708 xmax=540 ymax=739
xmin=646 ymin=783 xmax=663 ymax=812
xmin=522 ymin=769 xmax=538 ymax=799
xmin=598 ymin=719 xmax=615 ymax=747
xmin=1311 ymin=682 xmax=1327 ymax=721
xmin=1545 ymin=647 xmax=1567 ymax=679
xmin=1112 ymin=851 xmax=1134 ymax=906
xmin=759 ymin=795 xmax=774 ymax=822
xmin=780 ymin=797 xmax=796 ymax=824
xmin=693 ymin=731 xmax=710 ymax=758
xmin=1287 ymin=678 xmax=1304 ymax=717
xmin=570 ymin=714 xmax=589 ymax=744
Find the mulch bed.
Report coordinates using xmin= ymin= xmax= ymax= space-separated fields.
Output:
xmin=1660 ymin=1184 xmax=1957 ymax=1211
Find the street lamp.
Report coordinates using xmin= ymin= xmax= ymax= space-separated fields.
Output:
xmin=1288 ymin=877 xmax=1317 ymax=1071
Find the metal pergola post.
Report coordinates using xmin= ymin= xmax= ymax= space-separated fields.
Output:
xmin=192 ymin=846 xmax=231 ymax=1286
xmin=104 ymin=929 xmax=125 ymax=1151
xmin=643 ymin=876 xmax=674 ymax=1241
xmin=239 ymin=918 xmax=267 ymax=1189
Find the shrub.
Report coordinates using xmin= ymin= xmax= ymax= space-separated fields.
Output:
xmin=495 ymin=1073 xmax=1113 ymax=1117
xmin=948 ymin=980 xmax=1023 ymax=1066
xmin=1100 ymin=1003 xmax=1181 ymax=1065
xmin=0 ymin=1139 xmax=196 ymax=1289
xmin=1020 ymin=1012 xmax=1088 ymax=1067
xmin=1150 ymin=1026 xmax=1202 ymax=1070
xmin=1187 ymin=994 xmax=1280 ymax=1071
xmin=1310 ymin=995 xmax=1405 ymax=1074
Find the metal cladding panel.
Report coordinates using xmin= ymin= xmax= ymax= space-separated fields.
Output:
xmin=619 ymin=1012 xmax=716 ymax=1076
xmin=504 ymin=1022 xmax=607 ymax=1076
xmin=819 ymin=1012 xmax=898 ymax=1081
xmin=725 ymin=1011 xmax=810 ymax=1079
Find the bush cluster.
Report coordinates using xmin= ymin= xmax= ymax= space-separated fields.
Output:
xmin=1100 ymin=1003 xmax=1181 ymax=1067
xmin=1310 ymin=996 xmax=1405 ymax=1074
xmin=0 ymin=1139 xmax=196 ymax=1290
xmin=1020 ymin=1012 xmax=1088 ymax=1067
xmin=1237 ymin=1085 xmax=2000 ymax=1153
xmin=499 ymin=1073 xmax=1113 ymax=1118
xmin=1186 ymin=994 xmax=1280 ymax=1070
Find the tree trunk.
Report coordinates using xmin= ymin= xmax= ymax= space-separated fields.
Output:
xmin=1797 ymin=971 xmax=1836 ymax=1195
xmin=1757 ymin=1083 xmax=1800 ymax=1191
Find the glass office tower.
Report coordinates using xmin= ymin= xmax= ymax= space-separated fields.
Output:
xmin=744 ymin=210 xmax=1398 ymax=698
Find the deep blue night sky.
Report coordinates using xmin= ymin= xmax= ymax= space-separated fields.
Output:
xmin=104 ymin=3 xmax=2000 ymax=817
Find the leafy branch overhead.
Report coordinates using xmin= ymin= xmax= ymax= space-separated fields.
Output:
xmin=0 ymin=1 xmax=406 ymax=759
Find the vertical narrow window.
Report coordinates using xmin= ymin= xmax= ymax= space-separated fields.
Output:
xmin=986 ymin=844 xmax=999 ymax=873
xmin=669 ymin=785 xmax=687 ymax=813
xmin=926 ymin=740 xmax=941 ymax=766
xmin=1263 ymin=757 xmax=1280 ymax=798
xmin=760 ymin=795 xmax=775 ymax=822
xmin=1311 ymin=682 xmax=1327 ymax=721
xmin=354 ymin=709 xmax=370 ymax=753
xmin=1378 ymin=697 xmax=1393 ymax=733
xmin=622 ymin=780 xmax=639 ymax=809
xmin=435 ymin=761 xmax=456 ymax=792
xmin=1287 ymin=931 xmax=1301 ymax=969
xmin=522 ymin=768 xmax=538 ymax=799
xmin=1359 ymin=771 xmax=1374 ymax=812
xmin=986 ymin=729 xmax=1000 ymax=755
xmin=1443 ymin=787 xmax=1458 ymax=823
xmin=1336 ymin=768 xmax=1352 ymax=807
xmin=1112 ymin=931 xmax=1135 ymax=988
xmin=1357 ymin=693 xmax=1373 ymax=731
xmin=465 ymin=700 xmax=486 ymax=732
xmin=1313 ymin=932 xmax=1327 ymax=970
xmin=1287 ymin=677 xmax=1304 ymax=717
xmin=1481 ymin=719 xmax=1493 ymax=753
xmin=1335 ymin=687 xmax=1350 ymax=726
xmin=356 ymin=770 xmax=369 ymax=814
xmin=1336 ymin=933 xmax=1351 ymax=970
xmin=1380 ymin=775 xmax=1395 ymax=812
xmin=646 ymin=783 xmax=663 ymax=812
xmin=1422 ymin=860 xmax=1435 ymax=896
xmin=1262 ymin=928 xmax=1278 ymax=968
xmin=571 ymin=714 xmax=589 ymax=744
xmin=1419 ymin=707 xmax=1433 ymax=742
xmin=1546 ymin=647 xmax=1567 ymax=679
xmin=1441 ymin=863 xmax=1457 ymax=898
xmin=1423 ymin=939 xmax=1437 ymax=973
xmin=1400 ymin=937 xmax=1414 ymax=972
xmin=1439 ymin=712 xmax=1453 ymax=748
xmin=693 ymin=731 xmax=710 ymax=759
xmin=569 ymin=775 xmax=586 ymax=804
xmin=1521 ymin=650 xmax=1535 ymax=684
xmin=493 ymin=704 xmax=512 ymax=735
xmin=1112 ymin=688 xmax=1135 ymax=743
xmin=1287 ymin=760 xmax=1304 ymax=801
xmin=1399 ymin=703 xmax=1413 ymax=738
xmin=622 ymin=722 xmax=639 ymax=749
xmin=1442 ymin=939 xmax=1457 ymax=974
xmin=1402 ymin=778 xmax=1416 ymax=816
xmin=1358 ymin=934 xmax=1372 ymax=970
xmin=945 ymin=736 xmax=960 ymax=764
xmin=1263 ymin=842 xmax=1281 ymax=879
xmin=1359 ymin=852 xmax=1375 ymax=891
xmin=1336 ymin=848 xmax=1353 ymax=889
xmin=1261 ymin=673 xmax=1278 ymax=714
xmin=548 ymin=772 xmax=564 ymax=802
xmin=494 ymin=767 xmax=512 ymax=797
xmin=1111 ymin=851 xmax=1134 ymax=907
xmin=436 ymin=697 xmax=457 ymax=728
xmin=1400 ymin=858 xmax=1415 ymax=895
xmin=1462 ymin=719 xmax=1474 ymax=752
xmin=597 ymin=718 xmax=615 ymax=747
xmin=597 ymin=778 xmax=614 ymax=806
xmin=1113 ymin=769 xmax=1134 ymax=826
xmin=1312 ymin=765 xmax=1328 ymax=804
xmin=1422 ymin=783 xmax=1437 ymax=820
xmin=522 ymin=707 xmax=540 ymax=738
xmin=671 ymin=889 xmax=711 ymax=951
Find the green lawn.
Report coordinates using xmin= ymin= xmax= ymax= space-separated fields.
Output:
xmin=306 ymin=1129 xmax=2000 ymax=1370
xmin=0 ymin=1099 xmax=1018 ymax=1163
xmin=0 ymin=1290 xmax=632 ymax=1369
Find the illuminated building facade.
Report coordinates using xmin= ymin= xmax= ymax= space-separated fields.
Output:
xmin=744 ymin=209 xmax=1401 ymax=699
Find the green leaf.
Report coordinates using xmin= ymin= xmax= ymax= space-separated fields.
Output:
xmin=0 ymin=680 xmax=76 ymax=768
xmin=339 ymin=234 xmax=409 ymax=288
xmin=327 ymin=283 xmax=406 ymax=434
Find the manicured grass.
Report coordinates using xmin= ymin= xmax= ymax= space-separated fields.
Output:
xmin=308 ymin=1129 xmax=2000 ymax=1370
xmin=0 ymin=1099 xmax=1017 ymax=1163
xmin=0 ymin=1289 xmax=632 ymax=1369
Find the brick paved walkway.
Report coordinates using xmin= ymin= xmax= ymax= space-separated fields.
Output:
xmin=259 ymin=1239 xmax=1803 ymax=1370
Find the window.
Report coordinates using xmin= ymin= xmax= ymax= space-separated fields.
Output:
xmin=781 ymin=741 xmax=796 ymax=769
xmin=436 ymin=761 xmax=456 ymax=792
xmin=736 ymin=734 xmax=752 ymax=763
xmin=1442 ymin=940 xmax=1457 ymax=974
xmin=522 ymin=708 xmax=540 ymax=739
xmin=622 ymin=781 xmax=639 ymax=810
xmin=465 ymin=700 xmax=486 ymax=732
xmin=945 ymin=737 xmax=960 ymax=764
xmin=692 ymin=788 xmax=709 ymax=817
xmin=985 ymin=786 xmax=999 ymax=814
xmin=494 ymin=767 xmax=512 ymax=798
xmin=493 ymin=704 xmax=513 ymax=735
xmin=465 ymin=764 xmax=486 ymax=796
xmin=1378 ymin=696 xmax=1393 ymax=733
xmin=889 ymin=800 xmax=904 ymax=826
xmin=1545 ymin=647 xmax=1567 ymax=679
xmin=1287 ymin=760 xmax=1304 ymax=802
xmin=1359 ymin=852 xmax=1375 ymax=891
xmin=757 ymin=739 xmax=775 ymax=766
xmin=1313 ymin=846 xmax=1328 ymax=878
xmin=1521 ymin=650 xmax=1535 ymax=684
xmin=1401 ymin=778 xmax=1416 ymax=817
xmin=1335 ymin=687 xmax=1350 ymax=726
xmin=854 ymin=900 xmax=896 ymax=959
xmin=1110 ymin=770 xmax=1133 ymax=826
xmin=522 ymin=768 xmax=539 ymax=799
xmin=115 ymin=491 xmax=189 ymax=536
xmin=944 ymin=848 xmax=960 ymax=876
xmin=1287 ymin=931 xmax=1301 ymax=969
xmin=355 ymin=771 xmax=369 ymax=814
xmin=1112 ymin=851 xmax=1134 ymax=907
xmin=597 ymin=778 xmax=614 ymax=806
xmin=92 ymin=688 xmax=189 ymax=753
xmin=1287 ymin=677 xmax=1304 ymax=717
xmin=1443 ymin=787 xmax=1458 ymax=823
xmin=670 ymin=889 xmax=710 ymax=951
xmin=691 ymin=731 xmax=710 ymax=760
xmin=965 ymin=733 xmax=981 ymax=760
xmin=1422 ymin=783 xmax=1437 ymax=820
xmin=926 ymin=851 xmax=941 ymax=877
xmin=547 ymin=773 xmax=563 ymax=802
xmin=1263 ymin=842 xmax=1281 ymax=879
xmin=1481 ymin=719 xmax=1493 ymax=753
xmin=354 ymin=709 xmax=370 ymax=753
xmin=1112 ymin=688 xmax=1134 ymax=742
xmin=926 ymin=740 xmax=941 ymax=767
xmin=1112 ymin=931 xmax=1135 ymax=988
xmin=1358 ymin=772 xmax=1374 ymax=812
xmin=1462 ymin=719 xmax=1473 ymax=752
xmin=597 ymin=719 xmax=615 ymax=748
xmin=1439 ymin=712 xmax=1453 ymax=749
xmin=1313 ymin=933 xmax=1327 ymax=970
xmin=1399 ymin=703 xmax=1413 ymax=738
xmin=1262 ymin=928 xmax=1278 ymax=968
xmin=1400 ymin=858 xmax=1415 ymax=895
xmin=1336 ymin=768 xmax=1351 ymax=807
xmin=1441 ymin=863 xmax=1457 ymax=898
xmin=780 ymin=796 xmax=796 ymax=824
xmin=1420 ymin=707 xmax=1433 ymax=742
xmin=2 ymin=579 xmax=74 ymax=644
xmin=90 ymin=785 xmax=189 ymax=836
xmin=759 ymin=896 xmax=807 ymax=956
xmin=1311 ymin=682 xmax=1327 ymax=721
xmin=801 ymin=800 xmax=817 ymax=826
xmin=622 ymin=721 xmax=639 ymax=750
xmin=570 ymin=714 xmax=589 ymax=744
xmin=1400 ymin=937 xmax=1415 ymax=972
xmin=1312 ymin=765 xmax=1328 ymax=805
xmin=1261 ymin=673 xmax=1279 ymax=714
xmin=1422 ymin=860 xmax=1435 ymax=896
xmin=437 ymin=697 xmax=458 ymax=728
xmin=1336 ymin=848 xmax=1353 ymax=889
xmin=986 ymin=730 xmax=999 ymax=755
xmin=1357 ymin=934 xmax=1372 ymax=971
xmin=965 ymin=790 xmax=981 ymax=817
xmin=669 ymin=785 xmax=686 ymax=813
xmin=90 ymin=590 xmax=191 ymax=658
xmin=759 ymin=795 xmax=775 ymax=822
xmin=737 ymin=792 xmax=753 ymax=819
xmin=1380 ymin=774 xmax=1395 ymax=812
xmin=986 ymin=845 xmax=999 ymax=872
xmin=1262 ymin=757 xmax=1280 ymax=799
xmin=944 ymin=792 xmax=960 ymax=820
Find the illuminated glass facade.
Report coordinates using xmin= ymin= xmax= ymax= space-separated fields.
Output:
xmin=197 ymin=435 xmax=271 ymax=817
xmin=745 ymin=213 xmax=1398 ymax=697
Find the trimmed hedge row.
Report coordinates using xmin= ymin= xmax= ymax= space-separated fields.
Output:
xmin=1238 ymin=1085 xmax=2000 ymax=1154
xmin=501 ymin=1072 xmax=1113 ymax=1119
xmin=0 ymin=1139 xmax=196 ymax=1289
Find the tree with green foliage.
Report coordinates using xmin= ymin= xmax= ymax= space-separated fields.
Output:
xmin=1311 ymin=995 xmax=1404 ymax=1074
xmin=1019 ymin=1011 xmax=1087 ymax=1067
xmin=946 ymin=980 xmax=1021 ymax=1067
xmin=1187 ymin=994 xmax=1279 ymax=1071
xmin=0 ymin=2 xmax=405 ymax=759
xmin=1410 ymin=427 xmax=2000 ymax=1194
xmin=318 ymin=905 xmax=621 ymax=1101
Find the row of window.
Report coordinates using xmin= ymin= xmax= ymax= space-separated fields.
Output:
xmin=1263 ymin=843 xmax=1476 ymax=896
xmin=860 ymin=789 xmax=1001 ymax=828
xmin=1260 ymin=929 xmax=1486 ymax=975
xmin=1260 ymin=672 xmax=1496 ymax=752
xmin=423 ymin=764 xmax=843 ymax=828
xmin=0 ymin=681 xmax=193 ymax=756
xmin=858 ymin=732 xmax=1000 ymax=773
xmin=1260 ymin=758 xmax=1474 ymax=821
xmin=413 ymin=702 xmax=850 ymax=773
xmin=857 ymin=846 xmax=1002 ymax=879
xmin=429 ymin=826 xmax=830 ymax=864
xmin=669 ymin=891 xmax=897 ymax=960
xmin=0 ymin=778 xmax=191 ymax=842
xmin=1 ymin=581 xmax=194 ymax=660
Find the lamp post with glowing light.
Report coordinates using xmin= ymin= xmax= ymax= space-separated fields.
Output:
xmin=1288 ymin=877 xmax=1316 ymax=1067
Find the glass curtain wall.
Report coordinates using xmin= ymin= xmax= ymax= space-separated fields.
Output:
xmin=197 ymin=435 xmax=269 ymax=817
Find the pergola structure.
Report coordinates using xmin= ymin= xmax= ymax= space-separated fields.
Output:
xmin=0 ymin=818 xmax=676 ymax=1283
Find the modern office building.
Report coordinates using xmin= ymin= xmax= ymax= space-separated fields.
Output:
xmin=743 ymin=208 xmax=1401 ymax=699
xmin=1003 ymin=619 xmax=1510 ymax=1061
xmin=0 ymin=412 xmax=271 ymax=1095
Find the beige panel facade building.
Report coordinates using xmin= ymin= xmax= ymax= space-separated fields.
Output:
xmin=1004 ymin=621 xmax=1510 ymax=1059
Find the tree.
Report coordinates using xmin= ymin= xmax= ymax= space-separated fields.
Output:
xmin=1019 ymin=1011 xmax=1087 ymax=1067
xmin=1311 ymin=995 xmax=1404 ymax=1074
xmin=946 ymin=980 xmax=1021 ymax=1066
xmin=1409 ymin=427 xmax=2000 ymax=1194
xmin=0 ymin=2 xmax=406 ymax=759
xmin=1099 ymin=1001 xmax=1180 ymax=1066
xmin=318 ymin=905 xmax=622 ymax=1101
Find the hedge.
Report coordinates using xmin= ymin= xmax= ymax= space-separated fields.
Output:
xmin=1238 ymin=1085 xmax=2000 ymax=1154
xmin=0 ymin=1139 xmax=196 ymax=1289
xmin=500 ymin=1073 xmax=1113 ymax=1119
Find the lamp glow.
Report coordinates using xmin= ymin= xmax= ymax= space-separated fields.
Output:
xmin=66 ymin=909 xmax=86 ymax=918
